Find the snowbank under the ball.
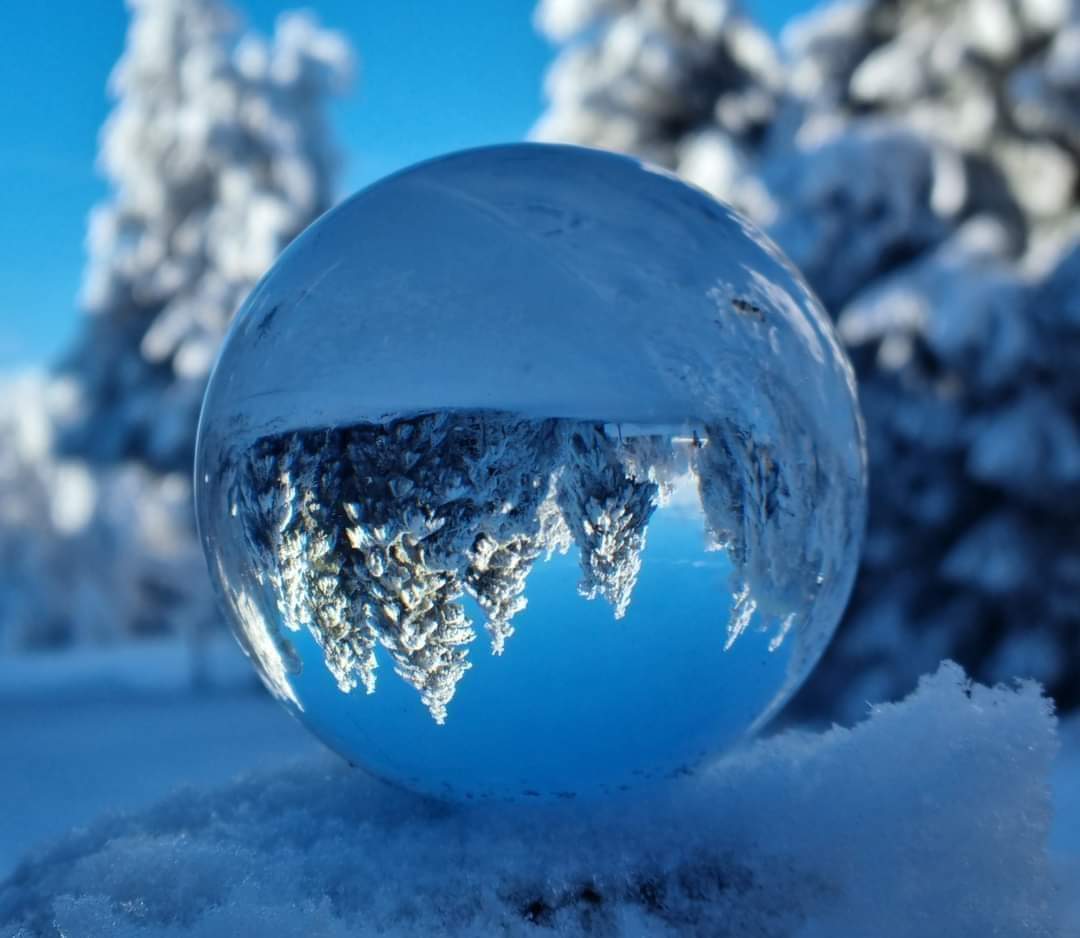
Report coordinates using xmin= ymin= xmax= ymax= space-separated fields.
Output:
xmin=1 ymin=662 xmax=1064 ymax=937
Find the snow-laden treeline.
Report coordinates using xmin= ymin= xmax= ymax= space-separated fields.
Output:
xmin=534 ymin=0 xmax=1080 ymax=719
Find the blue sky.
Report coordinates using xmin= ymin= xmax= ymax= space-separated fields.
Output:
xmin=0 ymin=1 xmax=816 ymax=371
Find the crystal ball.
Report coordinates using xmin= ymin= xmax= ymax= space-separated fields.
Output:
xmin=195 ymin=143 xmax=866 ymax=802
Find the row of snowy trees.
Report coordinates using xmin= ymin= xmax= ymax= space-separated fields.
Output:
xmin=534 ymin=0 xmax=1080 ymax=718
xmin=0 ymin=0 xmax=352 ymax=662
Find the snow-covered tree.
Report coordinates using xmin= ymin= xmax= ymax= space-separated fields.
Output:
xmin=784 ymin=0 xmax=1078 ymax=264
xmin=779 ymin=0 xmax=1080 ymax=719
xmin=0 ymin=374 xmax=208 ymax=652
xmin=535 ymin=0 xmax=1080 ymax=718
xmin=533 ymin=0 xmax=783 ymax=220
xmin=0 ymin=0 xmax=352 ymax=658
xmin=61 ymin=0 xmax=352 ymax=472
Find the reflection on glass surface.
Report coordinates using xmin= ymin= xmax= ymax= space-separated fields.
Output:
xmin=196 ymin=143 xmax=866 ymax=801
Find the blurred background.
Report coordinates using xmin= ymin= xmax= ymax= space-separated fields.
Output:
xmin=2 ymin=0 xmax=1078 ymax=875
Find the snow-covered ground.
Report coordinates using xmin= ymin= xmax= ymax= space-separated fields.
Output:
xmin=1 ymin=647 xmax=1077 ymax=936
xmin=0 ymin=641 xmax=322 ymax=881
xmin=1051 ymin=717 xmax=1080 ymax=932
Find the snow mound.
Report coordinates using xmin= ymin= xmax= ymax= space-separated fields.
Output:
xmin=0 ymin=663 xmax=1063 ymax=937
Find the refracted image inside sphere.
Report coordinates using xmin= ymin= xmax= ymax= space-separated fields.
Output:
xmin=195 ymin=143 xmax=866 ymax=802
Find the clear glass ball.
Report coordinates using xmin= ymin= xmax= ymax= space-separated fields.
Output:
xmin=195 ymin=144 xmax=866 ymax=802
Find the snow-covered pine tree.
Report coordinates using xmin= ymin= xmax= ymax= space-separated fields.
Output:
xmin=535 ymin=0 xmax=1080 ymax=718
xmin=0 ymin=0 xmax=352 ymax=659
xmin=231 ymin=414 xmax=668 ymax=723
xmin=0 ymin=374 xmax=207 ymax=652
xmin=61 ymin=0 xmax=352 ymax=473
xmin=532 ymin=0 xmax=783 ymax=220
xmin=781 ymin=0 xmax=1080 ymax=718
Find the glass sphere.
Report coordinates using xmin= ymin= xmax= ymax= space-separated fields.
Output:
xmin=195 ymin=143 xmax=866 ymax=802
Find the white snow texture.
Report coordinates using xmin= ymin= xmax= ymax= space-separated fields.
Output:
xmin=0 ymin=660 xmax=1062 ymax=932
xmin=0 ymin=664 xmax=1064 ymax=937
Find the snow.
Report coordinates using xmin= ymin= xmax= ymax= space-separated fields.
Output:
xmin=1051 ymin=717 xmax=1080 ymax=933
xmin=1 ymin=662 xmax=1070 ymax=936
xmin=0 ymin=640 xmax=322 ymax=881
xmin=0 ymin=636 xmax=249 ymax=703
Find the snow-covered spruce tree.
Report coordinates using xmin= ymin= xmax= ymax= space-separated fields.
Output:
xmin=780 ymin=0 xmax=1080 ymax=719
xmin=532 ymin=0 xmax=784 ymax=220
xmin=61 ymin=0 xmax=352 ymax=473
xmin=0 ymin=375 xmax=207 ymax=652
xmin=535 ymin=0 xmax=1080 ymax=718
xmin=0 ymin=0 xmax=351 ymax=657
xmin=783 ymin=0 xmax=1078 ymax=265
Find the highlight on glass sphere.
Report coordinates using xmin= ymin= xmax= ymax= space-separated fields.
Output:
xmin=194 ymin=143 xmax=866 ymax=803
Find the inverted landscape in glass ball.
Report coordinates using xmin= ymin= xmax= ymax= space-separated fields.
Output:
xmin=195 ymin=143 xmax=866 ymax=802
